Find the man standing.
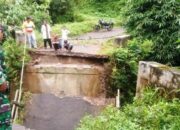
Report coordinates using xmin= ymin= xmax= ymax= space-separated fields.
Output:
xmin=41 ymin=20 xmax=52 ymax=49
xmin=22 ymin=17 xmax=37 ymax=48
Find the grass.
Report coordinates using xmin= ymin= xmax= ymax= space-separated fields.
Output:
xmin=36 ymin=14 xmax=98 ymax=45
xmin=35 ymin=0 xmax=124 ymax=45
xmin=52 ymin=21 xmax=96 ymax=37
xmin=98 ymin=39 xmax=117 ymax=55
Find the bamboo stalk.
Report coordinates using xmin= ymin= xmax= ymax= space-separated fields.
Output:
xmin=116 ymin=89 xmax=120 ymax=108
xmin=11 ymin=89 xmax=19 ymax=119
xmin=13 ymin=32 xmax=27 ymax=122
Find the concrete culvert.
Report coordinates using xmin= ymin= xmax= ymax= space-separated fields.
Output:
xmin=24 ymin=94 xmax=101 ymax=130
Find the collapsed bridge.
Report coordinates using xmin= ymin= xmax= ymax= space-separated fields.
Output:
xmin=23 ymin=50 xmax=110 ymax=98
xmin=21 ymin=50 xmax=111 ymax=130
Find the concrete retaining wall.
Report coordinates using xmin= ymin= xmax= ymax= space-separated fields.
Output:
xmin=136 ymin=61 xmax=180 ymax=97
xmin=23 ymin=51 xmax=109 ymax=98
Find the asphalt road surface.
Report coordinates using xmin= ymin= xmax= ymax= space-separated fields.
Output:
xmin=24 ymin=94 xmax=100 ymax=130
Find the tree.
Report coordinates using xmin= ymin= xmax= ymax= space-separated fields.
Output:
xmin=123 ymin=0 xmax=180 ymax=65
xmin=0 ymin=0 xmax=50 ymax=29
xmin=48 ymin=0 xmax=75 ymax=23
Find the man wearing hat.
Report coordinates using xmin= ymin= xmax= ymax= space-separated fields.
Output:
xmin=22 ymin=16 xmax=37 ymax=48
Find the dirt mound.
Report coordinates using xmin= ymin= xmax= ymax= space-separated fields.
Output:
xmin=24 ymin=94 xmax=101 ymax=130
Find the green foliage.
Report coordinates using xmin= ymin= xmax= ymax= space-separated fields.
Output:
xmin=127 ymin=39 xmax=153 ymax=60
xmin=27 ymin=0 xmax=50 ymax=5
xmin=77 ymin=106 xmax=138 ymax=130
xmin=110 ymin=48 xmax=137 ymax=104
xmin=49 ymin=0 xmax=75 ymax=23
xmin=123 ymin=88 xmax=180 ymax=130
xmin=0 ymin=1 xmax=50 ymax=29
xmin=123 ymin=0 xmax=180 ymax=65
xmin=2 ymin=39 xmax=30 ymax=89
xmin=52 ymin=16 xmax=97 ymax=36
xmin=49 ymin=0 xmax=126 ymax=35
xmin=91 ymin=0 xmax=126 ymax=18
xmin=99 ymin=39 xmax=116 ymax=55
xmin=77 ymin=88 xmax=180 ymax=130
xmin=110 ymin=39 xmax=153 ymax=104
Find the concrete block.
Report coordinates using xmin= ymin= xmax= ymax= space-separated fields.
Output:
xmin=136 ymin=61 xmax=180 ymax=97
xmin=114 ymin=35 xmax=131 ymax=47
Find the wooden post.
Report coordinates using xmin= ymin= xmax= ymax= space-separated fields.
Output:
xmin=116 ymin=89 xmax=120 ymax=108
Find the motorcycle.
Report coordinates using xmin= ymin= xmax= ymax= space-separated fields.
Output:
xmin=94 ymin=19 xmax=114 ymax=31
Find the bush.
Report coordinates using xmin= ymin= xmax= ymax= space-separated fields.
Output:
xmin=110 ymin=39 xmax=153 ymax=104
xmin=123 ymin=0 xmax=180 ymax=65
xmin=2 ymin=39 xmax=30 ymax=89
xmin=77 ymin=88 xmax=180 ymax=130
xmin=110 ymin=48 xmax=137 ymax=104
xmin=77 ymin=106 xmax=138 ymax=130
xmin=49 ymin=0 xmax=75 ymax=23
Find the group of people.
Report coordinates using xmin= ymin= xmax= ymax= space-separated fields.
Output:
xmin=22 ymin=16 xmax=73 ymax=51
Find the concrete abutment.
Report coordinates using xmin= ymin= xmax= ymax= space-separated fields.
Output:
xmin=23 ymin=50 xmax=110 ymax=98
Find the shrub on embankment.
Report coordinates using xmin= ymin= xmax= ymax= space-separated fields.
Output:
xmin=3 ymin=39 xmax=30 ymax=91
xmin=106 ymin=0 xmax=179 ymax=105
xmin=123 ymin=0 xmax=180 ymax=66
xmin=109 ymin=39 xmax=153 ymax=104
xmin=77 ymin=88 xmax=180 ymax=130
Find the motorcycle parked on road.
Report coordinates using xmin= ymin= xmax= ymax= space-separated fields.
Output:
xmin=94 ymin=19 xmax=114 ymax=31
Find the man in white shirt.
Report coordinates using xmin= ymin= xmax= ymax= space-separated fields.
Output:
xmin=41 ymin=20 xmax=52 ymax=49
xmin=61 ymin=26 xmax=70 ymax=48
